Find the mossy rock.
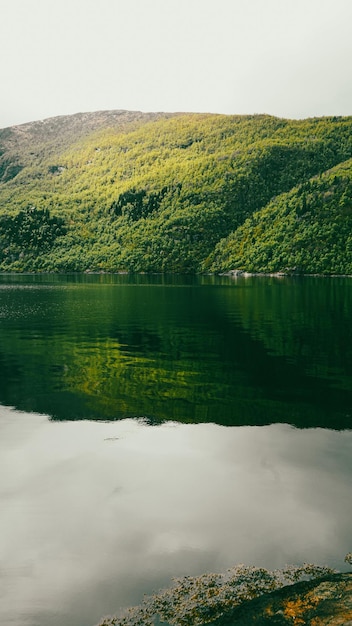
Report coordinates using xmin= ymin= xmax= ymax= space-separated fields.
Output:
xmin=208 ymin=573 xmax=352 ymax=625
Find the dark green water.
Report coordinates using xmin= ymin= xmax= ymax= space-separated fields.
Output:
xmin=0 ymin=273 xmax=351 ymax=428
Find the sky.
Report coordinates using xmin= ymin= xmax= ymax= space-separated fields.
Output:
xmin=1 ymin=0 xmax=352 ymax=128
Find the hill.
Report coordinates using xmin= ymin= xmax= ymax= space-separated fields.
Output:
xmin=0 ymin=111 xmax=352 ymax=274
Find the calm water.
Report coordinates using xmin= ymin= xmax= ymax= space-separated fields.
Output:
xmin=0 ymin=274 xmax=351 ymax=626
xmin=0 ymin=273 xmax=352 ymax=428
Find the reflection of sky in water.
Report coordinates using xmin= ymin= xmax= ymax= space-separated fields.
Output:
xmin=0 ymin=406 xmax=351 ymax=626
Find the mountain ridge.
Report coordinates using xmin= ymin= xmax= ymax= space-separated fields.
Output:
xmin=0 ymin=110 xmax=351 ymax=274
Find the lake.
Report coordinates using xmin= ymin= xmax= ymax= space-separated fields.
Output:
xmin=0 ymin=273 xmax=351 ymax=626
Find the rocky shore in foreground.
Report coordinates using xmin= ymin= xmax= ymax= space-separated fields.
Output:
xmin=208 ymin=572 xmax=352 ymax=625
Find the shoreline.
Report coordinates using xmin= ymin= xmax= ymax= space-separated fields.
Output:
xmin=1 ymin=269 xmax=352 ymax=279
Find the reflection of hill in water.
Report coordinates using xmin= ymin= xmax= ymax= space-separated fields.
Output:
xmin=0 ymin=275 xmax=351 ymax=428
xmin=222 ymin=277 xmax=352 ymax=382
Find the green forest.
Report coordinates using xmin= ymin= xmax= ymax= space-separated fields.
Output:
xmin=0 ymin=110 xmax=352 ymax=274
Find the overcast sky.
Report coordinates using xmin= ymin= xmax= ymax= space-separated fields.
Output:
xmin=1 ymin=0 xmax=351 ymax=128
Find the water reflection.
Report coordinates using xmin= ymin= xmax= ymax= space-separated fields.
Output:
xmin=1 ymin=406 xmax=351 ymax=626
xmin=0 ymin=275 xmax=352 ymax=428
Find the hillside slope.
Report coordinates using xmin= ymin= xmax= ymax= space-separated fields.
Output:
xmin=208 ymin=158 xmax=352 ymax=274
xmin=0 ymin=111 xmax=351 ymax=273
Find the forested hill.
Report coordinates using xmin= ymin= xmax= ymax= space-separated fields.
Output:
xmin=0 ymin=110 xmax=352 ymax=274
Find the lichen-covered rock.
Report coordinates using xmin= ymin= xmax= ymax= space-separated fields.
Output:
xmin=209 ymin=573 xmax=352 ymax=625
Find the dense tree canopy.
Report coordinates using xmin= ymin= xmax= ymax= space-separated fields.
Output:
xmin=0 ymin=111 xmax=351 ymax=274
